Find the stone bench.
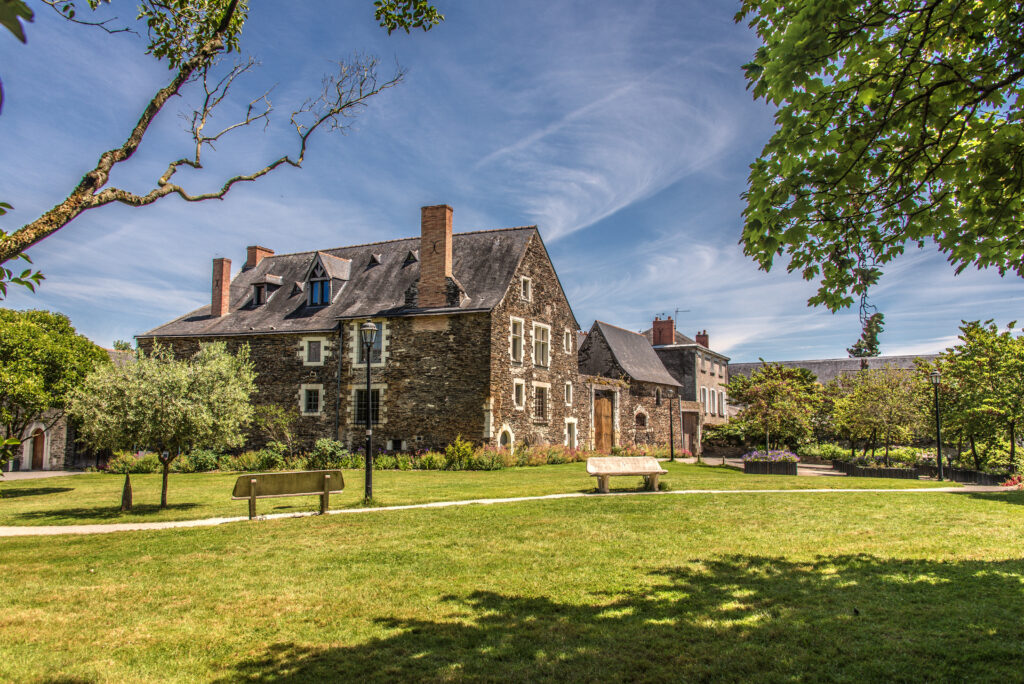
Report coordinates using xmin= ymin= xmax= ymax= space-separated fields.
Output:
xmin=587 ymin=456 xmax=667 ymax=493
xmin=232 ymin=470 xmax=344 ymax=520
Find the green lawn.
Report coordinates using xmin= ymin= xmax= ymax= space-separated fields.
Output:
xmin=1 ymin=487 xmax=1021 ymax=682
xmin=0 ymin=462 xmax=951 ymax=526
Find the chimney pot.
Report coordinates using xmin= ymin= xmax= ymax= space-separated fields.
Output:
xmin=696 ymin=329 xmax=709 ymax=348
xmin=419 ymin=204 xmax=454 ymax=308
xmin=211 ymin=257 xmax=231 ymax=317
xmin=246 ymin=245 xmax=274 ymax=270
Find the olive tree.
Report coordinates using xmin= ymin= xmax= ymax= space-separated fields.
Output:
xmin=70 ymin=342 xmax=256 ymax=509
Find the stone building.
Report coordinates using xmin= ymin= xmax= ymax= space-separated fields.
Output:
xmin=138 ymin=205 xmax=585 ymax=452
xmin=642 ymin=317 xmax=730 ymax=447
xmin=577 ymin=321 xmax=689 ymax=451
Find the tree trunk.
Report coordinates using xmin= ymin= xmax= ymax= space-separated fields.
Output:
xmin=120 ymin=473 xmax=133 ymax=512
xmin=884 ymin=438 xmax=890 ymax=468
xmin=161 ymin=461 xmax=170 ymax=508
xmin=870 ymin=429 xmax=877 ymax=461
xmin=970 ymin=434 xmax=980 ymax=470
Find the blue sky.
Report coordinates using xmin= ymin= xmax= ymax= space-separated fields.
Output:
xmin=2 ymin=0 xmax=1023 ymax=361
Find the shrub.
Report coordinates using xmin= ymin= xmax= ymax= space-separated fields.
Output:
xmin=470 ymin=446 xmax=504 ymax=471
xmin=742 ymin=450 xmax=799 ymax=463
xmin=444 ymin=435 xmax=475 ymax=471
xmin=106 ymin=451 xmax=161 ymax=474
xmin=309 ymin=439 xmax=352 ymax=470
xmin=703 ymin=421 xmax=746 ymax=447
xmin=415 ymin=451 xmax=447 ymax=470
xmin=374 ymin=454 xmax=397 ymax=470
xmin=225 ymin=444 xmax=285 ymax=472
xmin=175 ymin=448 xmax=222 ymax=473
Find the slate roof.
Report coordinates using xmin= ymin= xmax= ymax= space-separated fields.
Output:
xmin=594 ymin=321 xmax=681 ymax=387
xmin=142 ymin=227 xmax=538 ymax=337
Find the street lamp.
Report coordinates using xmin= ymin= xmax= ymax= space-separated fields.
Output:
xmin=930 ymin=369 xmax=944 ymax=481
xmin=360 ymin=320 xmax=377 ymax=501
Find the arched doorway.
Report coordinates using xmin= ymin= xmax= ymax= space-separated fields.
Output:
xmin=31 ymin=429 xmax=45 ymax=470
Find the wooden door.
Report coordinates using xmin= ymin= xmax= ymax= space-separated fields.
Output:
xmin=594 ymin=396 xmax=613 ymax=453
xmin=681 ymin=413 xmax=697 ymax=454
xmin=31 ymin=430 xmax=44 ymax=470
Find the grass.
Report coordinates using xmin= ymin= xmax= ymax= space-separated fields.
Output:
xmin=1 ymin=487 xmax=1022 ymax=682
xmin=0 ymin=461 xmax=951 ymax=526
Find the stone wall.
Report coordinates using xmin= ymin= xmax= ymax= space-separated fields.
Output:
xmin=489 ymin=233 xmax=583 ymax=448
xmin=617 ymin=380 xmax=677 ymax=448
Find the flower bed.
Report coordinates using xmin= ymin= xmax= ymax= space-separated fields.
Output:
xmin=742 ymin=450 xmax=798 ymax=476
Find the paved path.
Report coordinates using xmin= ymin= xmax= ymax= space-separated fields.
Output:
xmin=0 ymin=484 xmax=1008 ymax=538
xmin=1 ymin=470 xmax=88 ymax=481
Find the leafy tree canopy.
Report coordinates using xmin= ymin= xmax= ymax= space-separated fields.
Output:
xmin=727 ymin=361 xmax=820 ymax=449
xmin=0 ymin=308 xmax=109 ymax=468
xmin=738 ymin=0 xmax=1024 ymax=311
xmin=69 ymin=341 xmax=256 ymax=505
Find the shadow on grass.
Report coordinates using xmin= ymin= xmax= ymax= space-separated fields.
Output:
xmin=0 ymin=487 xmax=73 ymax=498
xmin=17 ymin=502 xmax=199 ymax=521
xmin=962 ymin=490 xmax=1024 ymax=506
xmin=220 ymin=554 xmax=1024 ymax=682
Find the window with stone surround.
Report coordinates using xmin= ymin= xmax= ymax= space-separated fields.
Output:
xmin=532 ymin=387 xmax=548 ymax=419
xmin=353 ymin=321 xmax=385 ymax=367
xmin=564 ymin=381 xmax=572 ymax=406
xmin=510 ymin=317 xmax=524 ymax=363
xmin=563 ymin=329 xmax=573 ymax=353
xmin=635 ymin=412 xmax=647 ymax=428
xmin=499 ymin=427 xmax=514 ymax=448
xmin=513 ymin=379 xmax=525 ymax=410
xmin=565 ymin=418 xmax=577 ymax=449
xmin=532 ymin=323 xmax=550 ymax=368
xmin=354 ymin=388 xmax=381 ymax=424
xmin=300 ymin=336 xmax=330 ymax=367
xmin=300 ymin=384 xmax=324 ymax=416
xmin=521 ymin=276 xmax=532 ymax=301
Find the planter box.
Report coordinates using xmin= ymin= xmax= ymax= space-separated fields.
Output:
xmin=851 ymin=466 xmax=919 ymax=480
xmin=831 ymin=461 xmax=854 ymax=475
xmin=744 ymin=461 xmax=798 ymax=476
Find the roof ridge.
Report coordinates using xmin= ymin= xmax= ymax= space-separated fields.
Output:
xmin=258 ymin=226 xmax=538 ymax=260
xmin=595 ymin=320 xmax=645 ymax=336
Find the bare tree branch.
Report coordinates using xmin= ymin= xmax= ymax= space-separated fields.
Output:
xmin=39 ymin=0 xmax=136 ymax=36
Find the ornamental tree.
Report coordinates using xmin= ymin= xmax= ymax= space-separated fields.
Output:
xmin=737 ymin=1 xmax=1024 ymax=312
xmin=727 ymin=362 xmax=820 ymax=450
xmin=69 ymin=342 xmax=256 ymax=508
xmin=0 ymin=0 xmax=443 ymax=272
xmin=0 ymin=308 xmax=109 ymax=472
xmin=832 ymin=365 xmax=927 ymax=466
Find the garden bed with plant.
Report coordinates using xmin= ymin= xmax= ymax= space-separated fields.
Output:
xmin=742 ymin=450 xmax=798 ymax=475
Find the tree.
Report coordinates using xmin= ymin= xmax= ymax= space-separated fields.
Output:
xmin=832 ymin=365 xmax=927 ymax=465
xmin=0 ymin=308 xmax=109 ymax=472
xmin=727 ymin=362 xmax=820 ymax=450
xmin=847 ymin=312 xmax=884 ymax=361
xmin=254 ymin=403 xmax=298 ymax=457
xmin=111 ymin=339 xmax=132 ymax=352
xmin=69 ymin=342 xmax=256 ymax=508
xmin=737 ymin=1 xmax=1024 ymax=312
xmin=0 ymin=0 xmax=443 ymax=266
xmin=935 ymin=320 xmax=1024 ymax=472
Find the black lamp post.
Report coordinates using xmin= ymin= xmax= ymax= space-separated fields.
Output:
xmin=360 ymin=320 xmax=377 ymax=501
xmin=668 ymin=393 xmax=676 ymax=462
xmin=930 ymin=369 xmax=944 ymax=481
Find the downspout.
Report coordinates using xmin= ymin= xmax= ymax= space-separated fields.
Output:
xmin=334 ymin=322 xmax=343 ymax=440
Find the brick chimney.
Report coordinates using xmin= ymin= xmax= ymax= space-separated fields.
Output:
xmin=246 ymin=245 xmax=274 ymax=270
xmin=211 ymin=257 xmax=231 ymax=317
xmin=652 ymin=316 xmax=675 ymax=346
xmin=419 ymin=204 xmax=453 ymax=308
xmin=696 ymin=329 xmax=709 ymax=348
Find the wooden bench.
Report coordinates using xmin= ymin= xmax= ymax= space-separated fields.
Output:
xmin=232 ymin=470 xmax=344 ymax=520
xmin=587 ymin=456 xmax=667 ymax=493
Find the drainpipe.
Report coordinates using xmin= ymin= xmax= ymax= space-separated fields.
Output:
xmin=334 ymin=323 xmax=343 ymax=440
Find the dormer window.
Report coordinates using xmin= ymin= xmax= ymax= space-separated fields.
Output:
xmin=308 ymin=263 xmax=330 ymax=306
xmin=253 ymin=284 xmax=267 ymax=306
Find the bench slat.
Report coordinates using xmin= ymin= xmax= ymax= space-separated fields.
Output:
xmin=231 ymin=470 xmax=345 ymax=499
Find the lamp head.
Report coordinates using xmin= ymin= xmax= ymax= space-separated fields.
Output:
xmin=930 ymin=369 xmax=941 ymax=386
xmin=360 ymin=320 xmax=377 ymax=346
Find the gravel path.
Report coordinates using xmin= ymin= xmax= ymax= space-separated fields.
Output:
xmin=0 ymin=484 xmax=1008 ymax=538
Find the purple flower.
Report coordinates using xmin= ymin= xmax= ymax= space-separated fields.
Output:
xmin=742 ymin=450 xmax=799 ymax=463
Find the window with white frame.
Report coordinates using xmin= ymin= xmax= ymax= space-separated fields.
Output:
xmin=498 ymin=428 xmax=513 ymax=448
xmin=534 ymin=385 xmax=549 ymax=421
xmin=521 ymin=276 xmax=532 ymax=301
xmin=510 ymin=317 xmax=524 ymax=363
xmin=700 ymin=386 xmax=708 ymax=414
xmin=300 ymin=384 xmax=324 ymax=416
xmin=710 ymin=389 xmax=717 ymax=415
xmin=719 ymin=390 xmax=726 ymax=416
xmin=513 ymin=379 xmax=526 ymax=410
xmin=563 ymin=330 xmax=573 ymax=353
xmin=533 ymin=323 xmax=550 ymax=367
xmin=565 ymin=418 xmax=578 ymax=449
xmin=564 ymin=381 xmax=572 ymax=405
xmin=308 ymin=262 xmax=330 ymax=306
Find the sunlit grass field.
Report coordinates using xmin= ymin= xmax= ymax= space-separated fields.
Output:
xmin=0 ymin=461 xmax=949 ymax=526
xmin=2 ymin=486 xmax=1021 ymax=682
